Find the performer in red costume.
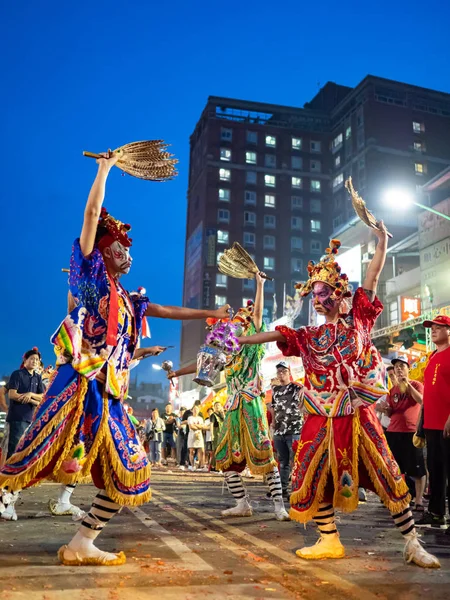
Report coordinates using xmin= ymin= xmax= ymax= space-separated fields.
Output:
xmin=237 ymin=223 xmax=439 ymax=568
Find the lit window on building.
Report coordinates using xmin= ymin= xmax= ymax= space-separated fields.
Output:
xmin=264 ymin=235 xmax=275 ymax=249
xmin=265 ymin=194 xmax=276 ymax=208
xmin=265 ymin=174 xmax=276 ymax=187
xmin=292 ymin=176 xmax=302 ymax=189
xmin=265 ymin=135 xmax=276 ymax=147
xmin=217 ymin=230 xmax=229 ymax=244
xmin=264 ymin=215 xmax=276 ymax=228
xmin=219 ymin=188 xmax=230 ymax=201
xmin=265 ymin=154 xmax=276 ymax=168
xmin=216 ymin=251 xmax=224 ymax=264
xmin=291 ymin=156 xmax=302 ymax=170
xmin=291 ymin=195 xmax=303 ymax=209
xmin=414 ymin=141 xmax=425 ymax=152
xmin=216 ymin=274 xmax=227 ymax=288
xmin=247 ymin=131 xmax=258 ymax=144
xmin=246 ymin=151 xmax=257 ymax=165
xmin=215 ymin=294 xmax=227 ymax=308
xmin=291 ymin=237 xmax=303 ymax=251
xmin=332 ymin=133 xmax=343 ymax=150
xmin=311 ymin=160 xmax=321 ymax=172
xmin=310 ymin=140 xmax=321 ymax=153
xmin=413 ymin=121 xmax=425 ymax=133
xmin=333 ymin=173 xmax=344 ymax=188
xmin=264 ymin=256 xmax=275 ymax=270
xmin=311 ymin=219 xmax=321 ymax=233
xmin=220 ymin=148 xmax=231 ymax=161
xmin=217 ymin=208 xmax=230 ymax=223
xmin=244 ymin=190 xmax=257 ymax=205
xmin=221 ymin=127 xmax=233 ymax=141
xmin=292 ymin=137 xmax=302 ymax=150
xmin=219 ymin=168 xmax=231 ymax=181
xmin=345 ymin=126 xmax=352 ymax=139
xmin=415 ymin=163 xmax=425 ymax=175
xmin=246 ymin=171 xmax=257 ymax=184
xmin=335 ymin=155 xmax=341 ymax=167
xmin=311 ymin=180 xmax=321 ymax=192
xmin=291 ymin=216 xmax=303 ymax=230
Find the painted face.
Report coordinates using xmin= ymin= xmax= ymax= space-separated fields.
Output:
xmin=103 ymin=241 xmax=132 ymax=275
xmin=312 ymin=282 xmax=337 ymax=314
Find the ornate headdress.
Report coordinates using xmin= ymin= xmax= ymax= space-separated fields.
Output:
xmin=96 ymin=207 xmax=132 ymax=250
xmin=296 ymin=239 xmax=351 ymax=301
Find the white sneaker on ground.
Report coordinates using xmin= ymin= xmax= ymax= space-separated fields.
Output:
xmin=273 ymin=498 xmax=290 ymax=521
xmin=188 ymin=465 xmax=193 ymax=471
xmin=404 ymin=533 xmax=440 ymax=568
xmin=221 ymin=496 xmax=253 ymax=518
xmin=1 ymin=503 xmax=18 ymax=521
xmin=178 ymin=465 xmax=186 ymax=471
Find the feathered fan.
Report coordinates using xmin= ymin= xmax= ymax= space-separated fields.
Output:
xmin=83 ymin=140 xmax=178 ymax=181
xmin=218 ymin=242 xmax=274 ymax=281
xmin=345 ymin=177 xmax=392 ymax=238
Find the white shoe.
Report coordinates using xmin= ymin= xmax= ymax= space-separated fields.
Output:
xmin=48 ymin=499 xmax=86 ymax=521
xmin=221 ymin=497 xmax=253 ymax=518
xmin=358 ymin=487 xmax=367 ymax=502
xmin=1 ymin=503 xmax=18 ymax=521
xmin=178 ymin=465 xmax=186 ymax=471
xmin=188 ymin=465 xmax=193 ymax=471
xmin=273 ymin=498 xmax=290 ymax=521
xmin=404 ymin=533 xmax=440 ymax=568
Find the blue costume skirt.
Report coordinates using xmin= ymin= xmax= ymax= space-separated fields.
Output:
xmin=0 ymin=364 xmax=151 ymax=506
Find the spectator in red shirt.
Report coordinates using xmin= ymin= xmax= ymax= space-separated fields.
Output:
xmin=416 ymin=315 xmax=450 ymax=530
xmin=382 ymin=356 xmax=426 ymax=511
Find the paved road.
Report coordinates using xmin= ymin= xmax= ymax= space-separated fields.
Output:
xmin=0 ymin=471 xmax=449 ymax=599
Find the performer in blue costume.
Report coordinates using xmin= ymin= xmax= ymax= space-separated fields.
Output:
xmin=0 ymin=151 xmax=230 ymax=566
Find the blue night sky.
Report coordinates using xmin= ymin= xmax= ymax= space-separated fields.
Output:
xmin=1 ymin=0 xmax=448 ymax=383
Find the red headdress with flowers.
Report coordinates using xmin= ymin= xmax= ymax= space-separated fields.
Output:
xmin=295 ymin=239 xmax=351 ymax=301
xmin=96 ymin=207 xmax=132 ymax=252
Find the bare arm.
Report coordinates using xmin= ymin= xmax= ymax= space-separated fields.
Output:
xmin=0 ymin=388 xmax=7 ymax=412
xmin=407 ymin=382 xmax=423 ymax=405
xmin=363 ymin=221 xmax=388 ymax=294
xmin=145 ymin=303 xmax=230 ymax=320
xmin=252 ymin=272 xmax=265 ymax=332
xmin=79 ymin=152 xmax=122 ymax=257
xmin=170 ymin=363 xmax=197 ymax=378
xmin=238 ymin=330 xmax=285 ymax=345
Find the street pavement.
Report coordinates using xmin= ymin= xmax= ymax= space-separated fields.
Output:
xmin=0 ymin=470 xmax=449 ymax=599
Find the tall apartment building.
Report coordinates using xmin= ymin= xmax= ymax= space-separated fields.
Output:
xmin=180 ymin=77 xmax=450 ymax=390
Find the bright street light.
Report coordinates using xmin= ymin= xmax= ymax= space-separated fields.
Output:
xmin=382 ymin=188 xmax=450 ymax=221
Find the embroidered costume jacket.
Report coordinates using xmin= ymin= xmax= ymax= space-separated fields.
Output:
xmin=276 ymin=288 xmax=387 ymax=418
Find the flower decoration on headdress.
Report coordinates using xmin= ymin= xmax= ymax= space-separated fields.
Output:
xmin=97 ymin=207 xmax=132 ymax=249
xmin=295 ymin=239 xmax=352 ymax=301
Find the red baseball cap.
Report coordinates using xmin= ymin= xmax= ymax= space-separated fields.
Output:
xmin=423 ymin=315 xmax=450 ymax=328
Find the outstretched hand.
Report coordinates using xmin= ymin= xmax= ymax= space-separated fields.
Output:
xmin=133 ymin=346 xmax=166 ymax=361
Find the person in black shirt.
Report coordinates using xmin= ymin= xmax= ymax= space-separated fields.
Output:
xmin=162 ymin=403 xmax=177 ymax=463
xmin=6 ymin=348 xmax=44 ymax=459
xmin=270 ymin=361 xmax=303 ymax=499
xmin=210 ymin=401 xmax=225 ymax=471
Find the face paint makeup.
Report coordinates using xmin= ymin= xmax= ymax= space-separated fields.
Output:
xmin=312 ymin=282 xmax=337 ymax=313
xmin=104 ymin=241 xmax=132 ymax=274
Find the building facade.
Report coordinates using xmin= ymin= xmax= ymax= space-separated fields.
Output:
xmin=180 ymin=77 xmax=450 ymax=388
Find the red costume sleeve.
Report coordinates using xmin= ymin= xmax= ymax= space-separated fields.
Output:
xmin=275 ymin=325 xmax=306 ymax=357
xmin=351 ymin=287 xmax=383 ymax=332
